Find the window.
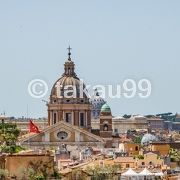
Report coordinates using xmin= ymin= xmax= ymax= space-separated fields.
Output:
xmin=54 ymin=113 xmax=57 ymax=124
xmin=126 ymin=164 xmax=129 ymax=168
xmin=142 ymin=162 xmax=145 ymax=166
xmin=135 ymin=146 xmax=139 ymax=151
xmin=57 ymin=131 xmax=68 ymax=140
xmin=65 ymin=113 xmax=71 ymax=123
xmin=80 ymin=113 xmax=85 ymax=127
xmin=114 ymin=129 xmax=118 ymax=133
xmin=93 ymin=110 xmax=96 ymax=117
xmin=65 ymin=85 xmax=74 ymax=97
xmin=68 ymin=68 xmax=70 ymax=74
xmin=103 ymin=124 xmax=108 ymax=131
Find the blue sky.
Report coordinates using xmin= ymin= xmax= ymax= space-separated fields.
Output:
xmin=0 ymin=0 xmax=180 ymax=118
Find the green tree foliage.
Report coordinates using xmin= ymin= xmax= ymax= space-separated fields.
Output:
xmin=123 ymin=114 xmax=131 ymax=119
xmin=133 ymin=136 xmax=142 ymax=144
xmin=134 ymin=155 xmax=144 ymax=160
xmin=0 ymin=122 xmax=23 ymax=153
xmin=169 ymin=148 xmax=180 ymax=164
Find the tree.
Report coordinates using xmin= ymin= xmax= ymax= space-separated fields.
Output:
xmin=0 ymin=122 xmax=23 ymax=154
xmin=134 ymin=155 xmax=144 ymax=160
xmin=133 ymin=136 xmax=142 ymax=144
xmin=169 ymin=148 xmax=180 ymax=165
xmin=123 ymin=114 xmax=131 ymax=119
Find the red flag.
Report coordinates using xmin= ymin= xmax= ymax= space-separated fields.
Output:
xmin=29 ymin=120 xmax=40 ymax=133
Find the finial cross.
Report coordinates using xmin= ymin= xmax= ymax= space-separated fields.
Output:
xmin=67 ymin=46 xmax=72 ymax=59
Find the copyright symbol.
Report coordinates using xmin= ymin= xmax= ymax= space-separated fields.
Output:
xmin=28 ymin=79 xmax=48 ymax=99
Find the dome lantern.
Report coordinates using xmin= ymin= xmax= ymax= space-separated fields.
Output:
xmin=63 ymin=46 xmax=77 ymax=77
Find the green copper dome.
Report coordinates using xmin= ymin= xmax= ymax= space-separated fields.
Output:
xmin=101 ymin=103 xmax=111 ymax=113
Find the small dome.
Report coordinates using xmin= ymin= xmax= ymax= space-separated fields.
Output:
xmin=141 ymin=133 xmax=158 ymax=145
xmin=101 ymin=103 xmax=111 ymax=113
xmin=91 ymin=94 xmax=105 ymax=107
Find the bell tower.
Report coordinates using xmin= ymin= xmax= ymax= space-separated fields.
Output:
xmin=99 ymin=103 xmax=113 ymax=148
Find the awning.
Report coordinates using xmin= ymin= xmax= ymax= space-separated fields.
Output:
xmin=154 ymin=172 xmax=164 ymax=176
xmin=121 ymin=168 xmax=138 ymax=176
xmin=139 ymin=168 xmax=153 ymax=176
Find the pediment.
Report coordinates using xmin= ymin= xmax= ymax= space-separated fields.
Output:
xmin=20 ymin=121 xmax=104 ymax=144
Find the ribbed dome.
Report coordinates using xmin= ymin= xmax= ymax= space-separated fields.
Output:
xmin=50 ymin=55 xmax=90 ymax=104
xmin=91 ymin=89 xmax=106 ymax=109
xmin=90 ymin=89 xmax=106 ymax=119
xmin=51 ymin=76 xmax=87 ymax=98
xmin=101 ymin=103 xmax=111 ymax=113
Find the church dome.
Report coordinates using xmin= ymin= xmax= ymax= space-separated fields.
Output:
xmin=141 ymin=133 xmax=158 ymax=145
xmin=50 ymin=48 xmax=89 ymax=104
xmin=101 ymin=103 xmax=111 ymax=113
xmin=90 ymin=89 xmax=106 ymax=119
xmin=51 ymin=76 xmax=86 ymax=97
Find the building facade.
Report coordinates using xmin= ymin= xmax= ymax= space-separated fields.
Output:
xmin=20 ymin=49 xmax=110 ymax=148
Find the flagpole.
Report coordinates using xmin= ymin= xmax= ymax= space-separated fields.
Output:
xmin=27 ymin=104 xmax=30 ymax=150
xmin=42 ymin=99 xmax=48 ymax=130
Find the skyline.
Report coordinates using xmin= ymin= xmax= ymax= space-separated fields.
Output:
xmin=0 ymin=1 xmax=180 ymax=118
